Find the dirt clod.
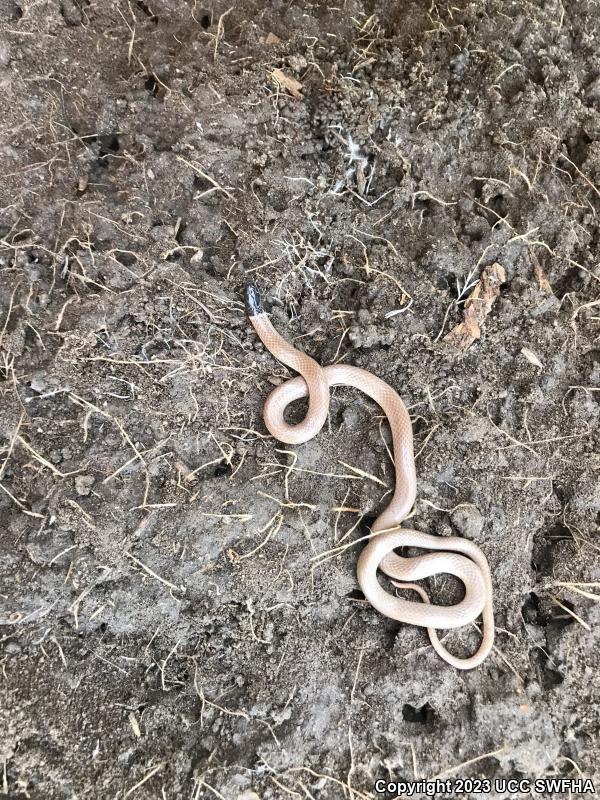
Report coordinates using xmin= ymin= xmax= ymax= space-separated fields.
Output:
xmin=451 ymin=505 xmax=485 ymax=540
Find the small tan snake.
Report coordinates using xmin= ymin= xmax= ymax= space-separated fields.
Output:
xmin=247 ymin=285 xmax=494 ymax=669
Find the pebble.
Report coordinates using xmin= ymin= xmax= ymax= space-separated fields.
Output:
xmin=0 ymin=38 xmax=11 ymax=67
xmin=451 ymin=504 xmax=484 ymax=538
xmin=342 ymin=405 xmax=359 ymax=428
xmin=75 ymin=475 xmax=95 ymax=496
xmin=586 ymin=75 xmax=600 ymax=101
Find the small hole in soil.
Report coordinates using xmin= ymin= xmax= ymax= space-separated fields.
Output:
xmin=359 ymin=514 xmax=378 ymax=534
xmin=545 ymin=523 xmax=573 ymax=544
xmin=412 ymin=416 xmax=427 ymax=435
xmin=60 ymin=0 xmax=84 ymax=26
xmin=522 ymin=591 xmax=575 ymax=629
xmin=522 ymin=592 xmax=543 ymax=625
xmin=402 ymin=702 xmax=435 ymax=725
xmin=193 ymin=173 xmax=213 ymax=193
xmin=464 ymin=221 xmax=486 ymax=242
xmin=563 ymin=131 xmax=591 ymax=168
xmin=270 ymin=192 xmax=289 ymax=213
xmin=200 ymin=12 xmax=211 ymax=28
xmin=213 ymin=463 xmax=231 ymax=478
xmin=114 ymin=251 xmax=138 ymax=267
xmin=530 ymin=546 xmax=550 ymax=574
xmin=346 ymin=588 xmax=365 ymax=601
xmin=553 ymin=266 xmax=587 ymax=299
xmin=531 ymin=523 xmax=573 ymax=574
xmin=135 ymin=0 xmax=158 ymax=22
xmin=441 ymin=273 xmax=455 ymax=292
xmin=97 ymin=134 xmax=120 ymax=166
xmin=383 ymin=619 xmax=402 ymax=651
xmin=487 ymin=193 xmax=508 ymax=218
xmin=144 ymin=75 xmax=159 ymax=96
xmin=548 ymin=598 xmax=576 ymax=629
xmin=534 ymin=649 xmax=564 ymax=690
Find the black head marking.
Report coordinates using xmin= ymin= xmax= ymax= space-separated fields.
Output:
xmin=246 ymin=283 xmax=264 ymax=316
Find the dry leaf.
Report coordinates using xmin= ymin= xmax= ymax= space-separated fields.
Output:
xmin=521 ymin=347 xmax=543 ymax=368
xmin=444 ymin=262 xmax=506 ymax=351
xmin=529 ymin=249 xmax=553 ymax=294
xmin=265 ymin=32 xmax=281 ymax=45
xmin=271 ymin=68 xmax=303 ymax=99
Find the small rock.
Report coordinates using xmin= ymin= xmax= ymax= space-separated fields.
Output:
xmin=451 ymin=504 xmax=484 ymax=538
xmin=287 ymin=54 xmax=307 ymax=72
xmin=0 ymin=0 xmax=21 ymax=22
xmin=586 ymin=75 xmax=600 ymax=101
xmin=342 ymin=406 xmax=359 ymax=428
xmin=50 ymin=449 xmax=63 ymax=464
xmin=190 ymin=248 xmax=204 ymax=265
xmin=0 ymin=38 xmax=11 ymax=67
xmin=60 ymin=0 xmax=82 ymax=26
xmin=75 ymin=475 xmax=95 ymax=496
xmin=461 ymin=416 xmax=491 ymax=443
xmin=30 ymin=374 xmax=47 ymax=394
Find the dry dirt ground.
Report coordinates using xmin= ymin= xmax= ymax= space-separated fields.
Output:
xmin=1 ymin=0 xmax=599 ymax=798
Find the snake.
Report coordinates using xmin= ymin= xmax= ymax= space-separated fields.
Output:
xmin=246 ymin=284 xmax=494 ymax=669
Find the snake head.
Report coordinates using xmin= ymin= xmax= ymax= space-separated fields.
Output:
xmin=245 ymin=283 xmax=264 ymax=316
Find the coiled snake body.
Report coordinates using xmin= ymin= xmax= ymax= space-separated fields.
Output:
xmin=247 ymin=285 xmax=494 ymax=669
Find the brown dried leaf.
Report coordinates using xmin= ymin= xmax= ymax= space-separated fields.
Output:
xmin=529 ymin=248 xmax=553 ymax=294
xmin=443 ymin=315 xmax=481 ymax=351
xmin=271 ymin=68 xmax=303 ymax=99
xmin=444 ymin=262 xmax=506 ymax=351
